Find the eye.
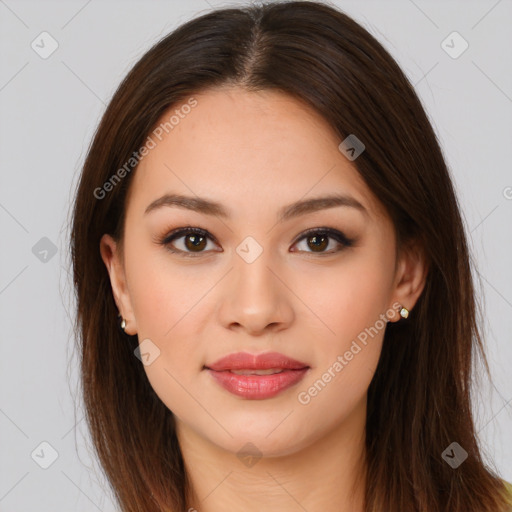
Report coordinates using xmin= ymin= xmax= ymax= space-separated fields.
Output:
xmin=291 ymin=227 xmax=354 ymax=255
xmin=156 ymin=226 xmax=355 ymax=257
xmin=158 ymin=227 xmax=220 ymax=257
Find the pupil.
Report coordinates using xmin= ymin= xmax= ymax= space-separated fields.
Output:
xmin=309 ymin=235 xmax=327 ymax=251
xmin=186 ymin=234 xmax=206 ymax=251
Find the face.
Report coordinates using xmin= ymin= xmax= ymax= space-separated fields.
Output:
xmin=101 ymin=86 xmax=424 ymax=457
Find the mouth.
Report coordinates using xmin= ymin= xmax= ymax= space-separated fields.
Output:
xmin=204 ymin=351 xmax=310 ymax=399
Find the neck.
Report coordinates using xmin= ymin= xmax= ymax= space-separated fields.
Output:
xmin=176 ymin=398 xmax=367 ymax=512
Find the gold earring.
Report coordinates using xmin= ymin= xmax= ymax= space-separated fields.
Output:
xmin=399 ymin=306 xmax=409 ymax=319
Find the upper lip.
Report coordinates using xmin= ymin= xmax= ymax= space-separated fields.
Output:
xmin=205 ymin=351 xmax=309 ymax=371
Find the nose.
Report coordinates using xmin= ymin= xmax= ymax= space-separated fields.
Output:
xmin=217 ymin=247 xmax=295 ymax=336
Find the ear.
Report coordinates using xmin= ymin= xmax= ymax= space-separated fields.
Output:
xmin=99 ymin=234 xmax=138 ymax=335
xmin=388 ymin=239 xmax=429 ymax=323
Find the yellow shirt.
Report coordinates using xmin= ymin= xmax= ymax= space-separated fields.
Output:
xmin=504 ymin=480 xmax=512 ymax=505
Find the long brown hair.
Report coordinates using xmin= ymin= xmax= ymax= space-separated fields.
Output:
xmin=69 ymin=1 xmax=511 ymax=510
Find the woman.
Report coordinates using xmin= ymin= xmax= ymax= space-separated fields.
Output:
xmin=69 ymin=1 xmax=512 ymax=510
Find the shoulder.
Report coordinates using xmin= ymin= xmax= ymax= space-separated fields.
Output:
xmin=503 ymin=480 xmax=512 ymax=505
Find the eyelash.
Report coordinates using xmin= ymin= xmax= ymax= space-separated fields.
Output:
xmin=156 ymin=226 xmax=355 ymax=258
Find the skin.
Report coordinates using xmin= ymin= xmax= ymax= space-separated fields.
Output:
xmin=100 ymin=86 xmax=427 ymax=512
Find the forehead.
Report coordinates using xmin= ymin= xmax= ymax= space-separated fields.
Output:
xmin=127 ymin=87 xmax=383 ymax=221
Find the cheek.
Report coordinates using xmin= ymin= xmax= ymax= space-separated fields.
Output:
xmin=125 ymin=239 xmax=210 ymax=340
xmin=292 ymin=249 xmax=393 ymax=350
xmin=124 ymin=243 xmax=216 ymax=397
xmin=125 ymin=251 xmax=205 ymax=417
xmin=292 ymin=249 xmax=392 ymax=409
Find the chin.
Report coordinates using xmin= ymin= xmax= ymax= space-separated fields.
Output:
xmin=204 ymin=419 xmax=313 ymax=459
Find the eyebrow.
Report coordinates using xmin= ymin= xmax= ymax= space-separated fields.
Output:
xmin=144 ymin=192 xmax=368 ymax=222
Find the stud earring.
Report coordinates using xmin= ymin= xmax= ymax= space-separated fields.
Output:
xmin=399 ymin=306 xmax=409 ymax=319
xmin=118 ymin=313 xmax=127 ymax=332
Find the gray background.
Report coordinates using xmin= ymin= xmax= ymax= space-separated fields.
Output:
xmin=1 ymin=0 xmax=511 ymax=510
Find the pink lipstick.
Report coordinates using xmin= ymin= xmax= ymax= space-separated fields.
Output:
xmin=204 ymin=351 xmax=310 ymax=399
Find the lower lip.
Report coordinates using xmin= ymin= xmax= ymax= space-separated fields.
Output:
xmin=206 ymin=368 xmax=309 ymax=399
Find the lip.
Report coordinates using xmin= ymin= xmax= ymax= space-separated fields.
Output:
xmin=204 ymin=351 xmax=310 ymax=400
xmin=205 ymin=351 xmax=309 ymax=371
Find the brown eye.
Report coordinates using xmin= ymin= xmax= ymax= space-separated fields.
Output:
xmin=183 ymin=233 xmax=207 ymax=252
xmin=160 ymin=227 xmax=219 ymax=257
xmin=292 ymin=228 xmax=354 ymax=254
xmin=306 ymin=233 xmax=329 ymax=252
xmin=159 ymin=226 xmax=354 ymax=258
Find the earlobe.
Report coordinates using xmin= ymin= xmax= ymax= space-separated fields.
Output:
xmin=99 ymin=234 xmax=138 ymax=335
